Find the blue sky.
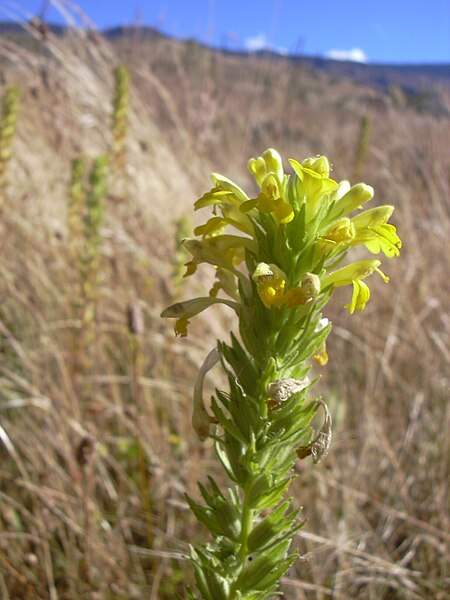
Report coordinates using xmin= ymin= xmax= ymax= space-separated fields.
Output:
xmin=2 ymin=0 xmax=449 ymax=64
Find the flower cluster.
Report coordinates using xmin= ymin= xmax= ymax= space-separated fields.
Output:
xmin=163 ymin=148 xmax=401 ymax=337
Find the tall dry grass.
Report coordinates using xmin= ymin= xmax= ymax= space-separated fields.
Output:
xmin=0 ymin=6 xmax=448 ymax=599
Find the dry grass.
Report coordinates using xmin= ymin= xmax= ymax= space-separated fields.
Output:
xmin=0 ymin=7 xmax=449 ymax=599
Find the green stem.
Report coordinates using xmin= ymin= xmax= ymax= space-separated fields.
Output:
xmin=239 ymin=489 xmax=254 ymax=562
xmin=228 ymin=479 xmax=255 ymax=597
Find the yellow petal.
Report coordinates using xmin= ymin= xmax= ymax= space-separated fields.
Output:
xmin=183 ymin=260 xmax=198 ymax=277
xmin=313 ymin=344 xmax=328 ymax=365
xmin=252 ymin=263 xmax=287 ymax=308
xmin=194 ymin=217 xmax=227 ymax=237
xmin=321 ymin=259 xmax=382 ymax=288
xmin=273 ymin=198 xmax=294 ymax=224
xmin=175 ymin=316 xmax=189 ymax=337
xmin=344 ymin=280 xmax=370 ymax=314
xmin=328 ymin=183 xmax=374 ymax=220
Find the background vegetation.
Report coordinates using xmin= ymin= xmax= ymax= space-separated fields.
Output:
xmin=0 ymin=12 xmax=448 ymax=599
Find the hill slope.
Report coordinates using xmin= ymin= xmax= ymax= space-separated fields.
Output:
xmin=0 ymin=19 xmax=448 ymax=600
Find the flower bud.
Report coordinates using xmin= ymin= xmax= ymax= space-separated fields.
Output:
xmin=248 ymin=148 xmax=284 ymax=187
xmin=262 ymin=148 xmax=283 ymax=181
xmin=247 ymin=156 xmax=267 ymax=187
xmin=302 ymin=155 xmax=331 ymax=177
xmin=329 ymin=183 xmax=374 ymax=220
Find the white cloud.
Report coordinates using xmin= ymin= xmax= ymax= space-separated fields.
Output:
xmin=244 ymin=34 xmax=288 ymax=56
xmin=245 ymin=33 xmax=268 ymax=52
xmin=325 ymin=48 xmax=369 ymax=63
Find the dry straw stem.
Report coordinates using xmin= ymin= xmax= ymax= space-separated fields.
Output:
xmin=0 ymin=3 xmax=448 ymax=598
xmin=352 ymin=113 xmax=372 ymax=181
xmin=69 ymin=155 xmax=108 ymax=405
xmin=110 ymin=64 xmax=130 ymax=178
xmin=0 ymin=85 xmax=20 ymax=210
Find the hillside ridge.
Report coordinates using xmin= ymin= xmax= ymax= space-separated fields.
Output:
xmin=1 ymin=19 xmax=449 ymax=94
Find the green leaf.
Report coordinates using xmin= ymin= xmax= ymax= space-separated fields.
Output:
xmin=185 ymin=495 xmax=226 ymax=537
xmin=257 ymin=443 xmax=296 ymax=475
xmin=247 ymin=501 xmax=297 ymax=553
xmin=226 ymin=389 xmax=261 ymax=441
xmin=214 ymin=439 xmax=240 ymax=483
xmin=256 ymin=552 xmax=298 ymax=592
xmin=219 ymin=335 xmax=259 ymax=396
xmin=234 ymin=539 xmax=293 ymax=593
xmin=192 ymin=547 xmax=231 ymax=600
xmin=191 ymin=549 xmax=214 ymax=600
xmin=210 ymin=396 xmax=248 ymax=444
xmin=247 ymin=475 xmax=293 ymax=511
xmin=197 ymin=479 xmax=241 ymax=540
xmin=215 ymin=436 xmax=248 ymax=485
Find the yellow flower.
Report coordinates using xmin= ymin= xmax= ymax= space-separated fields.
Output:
xmin=302 ymin=156 xmax=332 ymax=176
xmin=283 ymin=273 xmax=321 ymax=307
xmin=209 ymin=267 xmax=239 ymax=301
xmin=289 ymin=156 xmax=339 ymax=211
xmin=322 ymin=218 xmax=355 ymax=243
xmin=211 ymin=172 xmax=249 ymax=202
xmin=321 ymin=259 xmax=388 ymax=313
xmin=321 ymin=259 xmax=387 ymax=288
xmin=313 ymin=344 xmax=328 ymax=365
xmin=194 ymin=216 xmax=227 ymax=237
xmin=282 ymin=287 xmax=307 ymax=307
xmin=252 ymin=263 xmax=287 ymax=308
xmin=194 ymin=173 xmax=249 ymax=210
xmin=174 ymin=316 xmax=190 ymax=337
xmin=194 ymin=206 xmax=254 ymax=239
xmin=220 ymin=204 xmax=255 ymax=235
xmin=345 ymin=280 xmax=371 ymax=314
xmin=248 ymin=148 xmax=284 ymax=186
xmin=241 ymin=174 xmax=294 ymax=224
xmin=351 ymin=205 xmax=402 ymax=257
xmin=183 ymin=235 xmax=256 ymax=274
xmin=317 ymin=217 xmax=355 ymax=255
xmin=183 ymin=260 xmax=198 ymax=277
xmin=259 ymin=278 xmax=286 ymax=308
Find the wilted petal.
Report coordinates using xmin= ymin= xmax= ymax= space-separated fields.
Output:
xmin=192 ymin=349 xmax=220 ymax=441
xmin=161 ymin=296 xmax=242 ymax=320
xmin=267 ymin=377 xmax=311 ymax=404
xmin=296 ymin=399 xmax=332 ymax=463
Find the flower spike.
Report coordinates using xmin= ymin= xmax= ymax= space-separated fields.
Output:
xmin=161 ymin=149 xmax=401 ymax=599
